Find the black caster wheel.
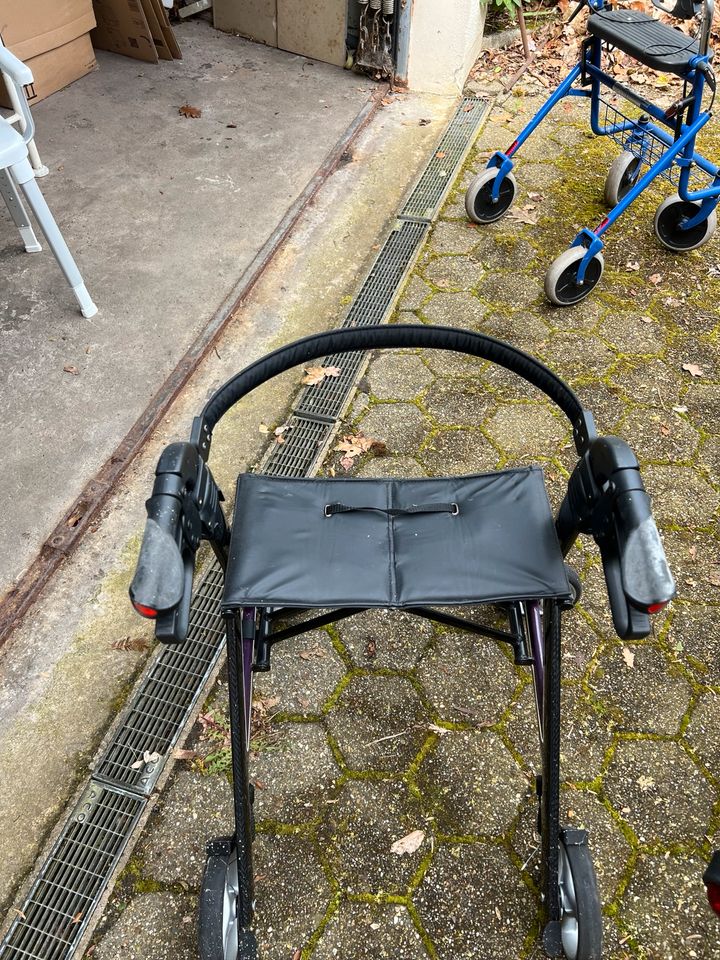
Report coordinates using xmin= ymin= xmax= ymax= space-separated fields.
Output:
xmin=545 ymin=247 xmax=604 ymax=306
xmin=558 ymin=829 xmax=602 ymax=960
xmin=465 ymin=168 xmax=517 ymax=224
xmin=604 ymin=151 xmax=641 ymax=207
xmin=199 ymin=839 xmax=258 ymax=960
xmin=654 ymin=193 xmax=717 ymax=251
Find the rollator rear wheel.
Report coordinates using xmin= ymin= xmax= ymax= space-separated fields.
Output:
xmin=558 ymin=832 xmax=602 ymax=960
xmin=654 ymin=194 xmax=717 ymax=252
xmin=199 ymin=839 xmax=259 ymax=960
xmin=465 ymin=168 xmax=517 ymax=224
xmin=604 ymin=151 xmax=641 ymax=207
xmin=545 ymin=247 xmax=604 ymax=306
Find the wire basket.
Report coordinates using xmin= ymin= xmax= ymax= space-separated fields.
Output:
xmin=599 ymin=95 xmax=715 ymax=191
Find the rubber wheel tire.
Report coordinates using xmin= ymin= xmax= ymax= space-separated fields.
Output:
xmin=545 ymin=247 xmax=604 ymax=306
xmin=654 ymin=194 xmax=717 ymax=252
xmin=558 ymin=836 xmax=603 ymax=960
xmin=465 ymin=168 xmax=517 ymax=224
xmin=199 ymin=843 xmax=258 ymax=960
xmin=604 ymin=151 xmax=641 ymax=207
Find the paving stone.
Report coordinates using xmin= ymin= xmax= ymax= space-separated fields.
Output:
xmin=319 ymin=779 xmax=428 ymax=894
xmin=503 ymin=684 xmax=541 ymax=775
xmin=139 ymin=769 xmax=234 ymax=887
xmin=313 ymin=902 xmax=429 ymax=959
xmin=621 ymin=852 xmax=720 ymax=959
xmin=368 ymin=354 xmax=434 ymax=401
xmin=539 ymin=293 xmax=605 ymax=334
xmin=603 ymin=739 xmax=715 ymax=846
xmin=357 ymin=402 xmax=431 ymax=455
xmin=253 ymin=629 xmax=346 ymax=716
xmin=560 ymin=684 xmax=613 ymax=784
xmin=560 ymin=605 xmax=604 ymax=682
xmin=699 ymin=433 xmax=720 ymax=485
xmin=415 ymin=842 xmax=537 ymax=959
xmin=252 ymin=722 xmax=338 ymax=824
xmin=480 ymin=309 xmax=551 ymax=355
xmin=337 ymin=608 xmax=434 ymax=671
xmin=685 ymin=381 xmax=720 ymax=435
xmin=665 ymin=603 xmax=720 ymax=688
xmin=484 ymin=403 xmax=567 ymax=458
xmin=422 ymin=254 xmax=485 ymax=291
xmin=611 ymin=357 xmax=684 ymax=407
xmin=540 ymin=333 xmax=615 ymax=384
xmin=355 ymin=454 xmax=427 ymax=478
xmin=423 ymin=378 xmax=496 ymax=426
xmin=618 ymin=406 xmax=699 ymax=466
xmin=94 ymin=892 xmax=197 ymax=960
xmin=326 ymin=674 xmax=428 ymax=773
xmin=476 ymin=270 xmax=542 ymax=311
xmin=684 ymin=691 xmax=720 ymax=773
xmin=422 ymin=290 xmax=488 ymax=330
xmin=641 ymin=465 xmax=720 ymax=527
xmin=397 ymin=274 xmax=433 ymax=311
xmin=661 ymin=528 xmax=720 ymax=604
xmin=420 ymin=428 xmax=501 ymax=475
xmin=429 ymin=221 xmax=483 ymax=255
xmin=253 ymin=834 xmax=330 ymax=960
xmin=417 ymin=348 xmax=487 ymax=378
xmin=563 ymin=788 xmax=632 ymax=906
xmin=415 ymin=630 xmax=519 ymax=726
xmin=474 ymin=235 xmax=538 ymax=273
xmin=573 ymin=381 xmax=625 ymax=436
xmin=587 ymin=644 xmax=691 ymax=735
xmin=417 ymin=729 xmax=530 ymax=837
xmin=598 ymin=311 xmax=667 ymax=356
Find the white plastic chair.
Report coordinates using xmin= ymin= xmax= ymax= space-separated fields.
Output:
xmin=0 ymin=34 xmax=48 ymax=178
xmin=0 ymin=46 xmax=97 ymax=318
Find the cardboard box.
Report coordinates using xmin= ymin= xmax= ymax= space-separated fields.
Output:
xmin=0 ymin=0 xmax=96 ymax=104
xmin=92 ymin=0 xmax=158 ymax=63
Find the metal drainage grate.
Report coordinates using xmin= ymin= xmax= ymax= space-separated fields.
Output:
xmin=261 ymin=415 xmax=335 ymax=478
xmin=294 ymin=350 xmax=368 ymax=421
xmin=94 ymin=565 xmax=226 ymax=795
xmin=343 ymin=219 xmax=429 ymax=329
xmin=1 ymin=783 xmax=144 ymax=960
xmin=400 ymin=96 xmax=490 ymax=222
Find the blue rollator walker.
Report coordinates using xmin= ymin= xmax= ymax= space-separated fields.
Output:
xmin=465 ymin=0 xmax=719 ymax=305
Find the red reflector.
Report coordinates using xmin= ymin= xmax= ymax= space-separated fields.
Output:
xmin=506 ymin=139 xmax=519 ymax=157
xmin=707 ymin=882 xmax=720 ymax=915
xmin=133 ymin=601 xmax=158 ymax=619
xmin=646 ymin=601 xmax=669 ymax=615
xmin=594 ymin=217 xmax=610 ymax=234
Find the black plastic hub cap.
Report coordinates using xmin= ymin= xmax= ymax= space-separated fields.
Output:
xmin=554 ymin=256 xmax=603 ymax=305
xmin=656 ymin=200 xmax=710 ymax=249
xmin=472 ymin=176 xmax=515 ymax=223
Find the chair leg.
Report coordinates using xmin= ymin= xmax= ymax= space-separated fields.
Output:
xmin=11 ymin=158 xmax=98 ymax=319
xmin=0 ymin=168 xmax=42 ymax=252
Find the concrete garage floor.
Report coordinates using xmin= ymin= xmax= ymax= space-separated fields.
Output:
xmin=0 ymin=28 xmax=454 ymax=931
xmin=0 ymin=16 xmax=376 ymax=600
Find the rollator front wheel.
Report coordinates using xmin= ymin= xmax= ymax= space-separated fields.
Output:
xmin=654 ymin=194 xmax=717 ymax=252
xmin=465 ymin=168 xmax=517 ymax=224
xmin=545 ymin=247 xmax=604 ymax=307
xmin=199 ymin=839 xmax=259 ymax=960
xmin=558 ymin=831 xmax=602 ymax=960
xmin=604 ymin=151 xmax=641 ymax=207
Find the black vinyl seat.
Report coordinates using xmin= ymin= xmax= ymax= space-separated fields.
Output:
xmin=221 ymin=468 xmax=572 ymax=610
xmin=588 ymin=8 xmax=705 ymax=75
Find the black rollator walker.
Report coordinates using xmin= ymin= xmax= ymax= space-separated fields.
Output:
xmin=129 ymin=325 xmax=675 ymax=960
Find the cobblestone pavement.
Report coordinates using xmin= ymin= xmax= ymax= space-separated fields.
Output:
xmin=90 ymin=91 xmax=720 ymax=960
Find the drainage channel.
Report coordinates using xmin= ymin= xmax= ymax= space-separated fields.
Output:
xmin=0 ymin=94 xmax=489 ymax=960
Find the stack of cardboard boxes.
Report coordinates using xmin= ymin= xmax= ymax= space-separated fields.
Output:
xmin=0 ymin=0 xmax=181 ymax=106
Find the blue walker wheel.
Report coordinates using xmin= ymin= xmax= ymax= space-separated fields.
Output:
xmin=465 ymin=168 xmax=517 ymax=224
xmin=545 ymin=247 xmax=604 ymax=307
xmin=654 ymin=194 xmax=717 ymax=252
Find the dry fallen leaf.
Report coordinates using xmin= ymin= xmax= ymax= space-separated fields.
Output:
xmin=173 ymin=748 xmax=199 ymax=761
xmin=71 ymin=911 xmax=83 ymax=924
xmin=111 ymin=636 xmax=150 ymax=653
xmin=649 ymin=273 xmax=662 ymax=285
xmin=63 ymin=364 xmax=79 ymax=375
xmin=292 ymin=950 xmax=302 ymax=960
xmin=682 ymin=362 xmax=704 ymax=378
xmin=258 ymin=423 xmax=270 ymax=434
xmin=428 ymin=723 xmax=451 ymax=736
xmin=435 ymin=150 xmax=446 ymax=159
xmin=622 ymin=647 xmax=635 ymax=669
xmin=364 ymin=638 xmax=377 ymax=660
xmin=626 ymin=261 xmax=640 ymax=271
xmin=637 ymin=774 xmax=655 ymax=791
xmin=131 ymin=750 xmax=162 ymax=769
xmin=391 ymin=829 xmax=425 ymax=856
xmin=179 ymin=103 xmax=201 ymax=118
xmin=301 ymin=365 xmax=342 ymax=386
xmin=659 ymin=423 xmax=670 ymax=437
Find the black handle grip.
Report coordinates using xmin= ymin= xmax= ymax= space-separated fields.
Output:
xmin=129 ymin=442 xmax=228 ymax=643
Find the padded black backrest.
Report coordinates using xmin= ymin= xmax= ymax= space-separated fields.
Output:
xmin=191 ymin=324 xmax=596 ymax=459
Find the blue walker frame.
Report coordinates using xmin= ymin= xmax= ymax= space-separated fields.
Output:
xmin=482 ymin=0 xmax=719 ymax=288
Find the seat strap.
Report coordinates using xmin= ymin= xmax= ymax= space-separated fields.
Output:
xmin=324 ymin=501 xmax=459 ymax=517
